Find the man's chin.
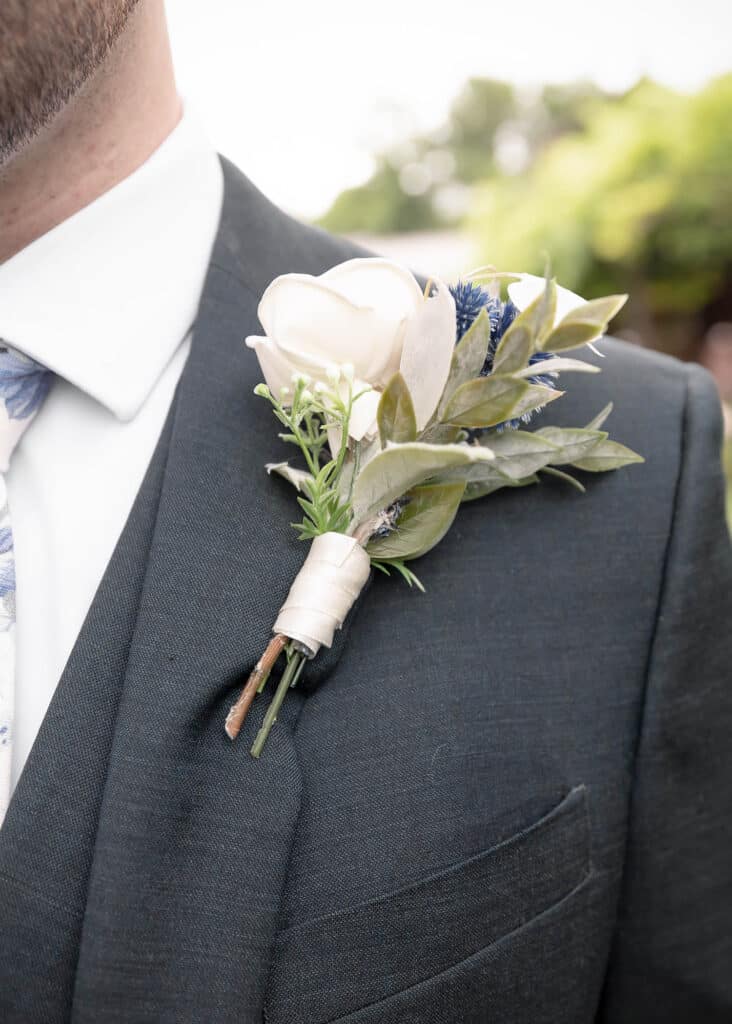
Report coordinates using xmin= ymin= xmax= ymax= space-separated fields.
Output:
xmin=0 ymin=0 xmax=141 ymax=166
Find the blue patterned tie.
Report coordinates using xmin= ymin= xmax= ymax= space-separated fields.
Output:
xmin=0 ymin=344 xmax=53 ymax=821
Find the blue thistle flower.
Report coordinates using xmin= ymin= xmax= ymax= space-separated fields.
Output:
xmin=449 ymin=281 xmax=501 ymax=342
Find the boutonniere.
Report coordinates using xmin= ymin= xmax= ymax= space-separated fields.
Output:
xmin=225 ymin=258 xmax=643 ymax=756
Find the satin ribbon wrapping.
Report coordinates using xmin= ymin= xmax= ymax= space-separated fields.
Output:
xmin=273 ymin=531 xmax=371 ymax=657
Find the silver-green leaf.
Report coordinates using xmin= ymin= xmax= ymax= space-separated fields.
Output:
xmin=584 ymin=401 xmax=614 ymax=431
xmin=366 ymin=481 xmax=466 ymax=561
xmin=493 ymin=276 xmax=557 ymax=374
xmin=509 ymin=382 xmax=565 ymax=419
xmin=351 ymin=441 xmax=494 ymax=524
xmin=571 ymin=439 xmax=645 ymax=472
xmin=377 ymin=372 xmax=417 ymax=446
xmin=441 ymin=375 xmax=529 ymax=428
xmin=479 ymin=430 xmax=561 ymax=479
xmin=533 ymin=426 xmax=607 ymax=464
xmin=541 ymin=320 xmax=605 ymax=352
xmin=560 ymin=294 xmax=627 ymax=326
xmin=437 ymin=307 xmax=491 ymax=418
xmin=513 ymin=356 xmax=600 ymax=378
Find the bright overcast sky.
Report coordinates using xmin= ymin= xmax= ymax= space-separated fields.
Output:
xmin=167 ymin=0 xmax=731 ymax=220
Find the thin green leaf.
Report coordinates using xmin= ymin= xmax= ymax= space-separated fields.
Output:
xmin=542 ymin=320 xmax=605 ymax=352
xmin=377 ymin=372 xmax=417 ymax=447
xmin=533 ymin=426 xmax=607 ymax=464
xmin=437 ymin=307 xmax=491 ymax=418
xmin=560 ymin=294 xmax=628 ymax=326
xmin=540 ymin=466 xmax=587 ymax=492
xmin=509 ymin=383 xmax=565 ymax=419
xmin=491 ymin=320 xmax=533 ymax=375
xmin=493 ymin=277 xmax=557 ymax=373
xmin=370 ymin=558 xmax=426 ymax=591
xmin=478 ymin=430 xmax=561 ymax=479
xmin=584 ymin=401 xmax=614 ymax=431
xmin=366 ymin=481 xmax=466 ymax=561
xmin=572 ymin=439 xmax=645 ymax=472
xmin=441 ymin=375 xmax=529 ymax=428
xmin=513 ymin=356 xmax=600 ymax=378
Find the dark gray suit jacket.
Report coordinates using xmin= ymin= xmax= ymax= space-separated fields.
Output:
xmin=1 ymin=157 xmax=730 ymax=1024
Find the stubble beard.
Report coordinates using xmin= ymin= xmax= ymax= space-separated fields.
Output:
xmin=0 ymin=0 xmax=141 ymax=164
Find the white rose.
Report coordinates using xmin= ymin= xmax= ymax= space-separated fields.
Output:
xmin=246 ymin=258 xmax=426 ymax=440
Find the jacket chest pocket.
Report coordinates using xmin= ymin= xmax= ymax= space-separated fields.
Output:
xmin=265 ymin=785 xmax=596 ymax=1024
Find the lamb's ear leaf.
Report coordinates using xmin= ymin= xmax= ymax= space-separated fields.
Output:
xmin=542 ymin=320 xmax=605 ymax=352
xmin=441 ymin=375 xmax=529 ymax=428
xmin=561 ymin=295 xmax=628 ymax=327
xmin=351 ymin=441 xmax=493 ymax=524
xmin=532 ymin=426 xmax=608 ymax=464
xmin=366 ymin=481 xmax=466 ymax=561
xmin=571 ymin=439 xmax=645 ymax=472
xmin=513 ymin=356 xmax=600 ymax=378
xmin=437 ymin=308 xmax=492 ymax=418
xmin=377 ymin=372 xmax=417 ymax=447
xmin=476 ymin=430 xmax=561 ymax=479
xmin=509 ymin=383 xmax=564 ymax=419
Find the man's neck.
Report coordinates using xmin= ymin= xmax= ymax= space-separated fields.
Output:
xmin=0 ymin=0 xmax=181 ymax=265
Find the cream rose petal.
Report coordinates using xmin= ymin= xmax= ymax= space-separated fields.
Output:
xmin=258 ymin=275 xmax=384 ymax=379
xmin=320 ymin=259 xmax=425 ymax=382
xmin=399 ymin=280 xmax=457 ymax=431
xmin=507 ymin=273 xmax=587 ymax=325
xmin=245 ymin=335 xmax=296 ymax=398
xmin=321 ymin=258 xmax=424 ymax=319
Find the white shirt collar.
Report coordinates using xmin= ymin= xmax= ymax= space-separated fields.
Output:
xmin=0 ymin=102 xmax=224 ymax=421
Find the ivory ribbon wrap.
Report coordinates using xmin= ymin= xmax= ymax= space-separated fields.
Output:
xmin=273 ymin=531 xmax=371 ymax=658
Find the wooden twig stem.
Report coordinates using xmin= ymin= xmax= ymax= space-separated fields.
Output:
xmin=225 ymin=633 xmax=287 ymax=740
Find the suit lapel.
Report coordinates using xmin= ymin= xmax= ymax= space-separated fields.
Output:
xmin=70 ymin=180 xmax=318 ymax=1022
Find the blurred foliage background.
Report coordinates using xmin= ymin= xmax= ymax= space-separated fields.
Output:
xmin=318 ymin=74 xmax=732 ymax=524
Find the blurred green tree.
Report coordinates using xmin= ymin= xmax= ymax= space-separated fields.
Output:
xmin=319 ymin=78 xmax=517 ymax=234
xmin=472 ymin=76 xmax=732 ymax=360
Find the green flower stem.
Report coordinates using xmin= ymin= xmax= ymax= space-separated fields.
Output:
xmin=288 ymin=415 xmax=320 ymax=477
xmin=348 ymin=440 xmax=361 ymax=506
xmin=250 ymin=649 xmax=307 ymax=758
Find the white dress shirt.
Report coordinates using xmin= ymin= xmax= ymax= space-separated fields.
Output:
xmin=0 ymin=104 xmax=225 ymax=788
